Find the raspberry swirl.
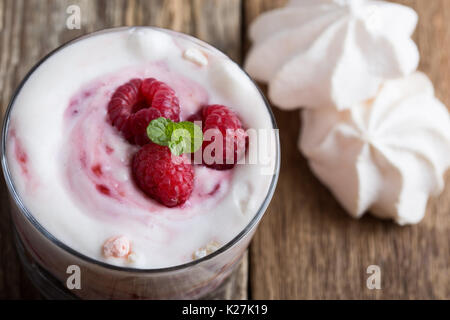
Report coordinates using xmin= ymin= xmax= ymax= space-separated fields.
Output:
xmin=62 ymin=64 xmax=231 ymax=224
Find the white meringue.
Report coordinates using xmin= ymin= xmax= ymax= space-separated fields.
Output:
xmin=245 ymin=0 xmax=419 ymax=110
xmin=299 ymin=72 xmax=450 ymax=225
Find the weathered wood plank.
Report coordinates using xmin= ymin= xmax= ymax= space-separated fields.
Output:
xmin=244 ymin=0 xmax=450 ymax=299
xmin=0 ymin=0 xmax=245 ymax=299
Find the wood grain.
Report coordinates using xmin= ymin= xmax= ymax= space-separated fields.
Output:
xmin=1 ymin=0 xmax=449 ymax=300
xmin=0 ymin=0 xmax=245 ymax=299
xmin=245 ymin=0 xmax=450 ymax=299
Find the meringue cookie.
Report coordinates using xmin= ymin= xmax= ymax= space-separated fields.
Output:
xmin=299 ymin=72 xmax=450 ymax=225
xmin=245 ymin=0 xmax=419 ymax=110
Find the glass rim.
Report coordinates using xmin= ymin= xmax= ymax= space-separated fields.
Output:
xmin=1 ymin=26 xmax=280 ymax=274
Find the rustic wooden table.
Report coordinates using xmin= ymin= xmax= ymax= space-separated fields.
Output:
xmin=0 ymin=0 xmax=449 ymax=299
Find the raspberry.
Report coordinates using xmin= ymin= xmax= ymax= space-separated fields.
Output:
xmin=108 ymin=79 xmax=143 ymax=142
xmin=132 ymin=144 xmax=194 ymax=207
xmin=130 ymin=108 xmax=162 ymax=146
xmin=107 ymin=78 xmax=180 ymax=145
xmin=200 ymin=104 xmax=247 ymax=170
xmin=141 ymin=78 xmax=180 ymax=122
xmin=186 ymin=110 xmax=203 ymax=123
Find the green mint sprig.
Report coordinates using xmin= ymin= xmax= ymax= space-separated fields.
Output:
xmin=146 ymin=117 xmax=203 ymax=156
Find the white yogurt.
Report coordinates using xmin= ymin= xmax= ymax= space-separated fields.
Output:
xmin=6 ymin=27 xmax=277 ymax=269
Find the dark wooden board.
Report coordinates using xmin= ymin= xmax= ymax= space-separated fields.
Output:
xmin=245 ymin=0 xmax=450 ymax=299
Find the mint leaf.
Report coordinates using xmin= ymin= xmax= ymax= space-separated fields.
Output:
xmin=176 ymin=121 xmax=203 ymax=153
xmin=168 ymin=136 xmax=187 ymax=156
xmin=146 ymin=117 xmax=173 ymax=146
xmin=146 ymin=117 xmax=203 ymax=156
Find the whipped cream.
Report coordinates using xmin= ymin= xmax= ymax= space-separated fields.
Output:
xmin=6 ymin=28 xmax=277 ymax=268
xmin=245 ymin=0 xmax=419 ymax=110
xmin=300 ymin=72 xmax=450 ymax=225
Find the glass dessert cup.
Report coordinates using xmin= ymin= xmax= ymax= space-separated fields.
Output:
xmin=1 ymin=27 xmax=280 ymax=299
